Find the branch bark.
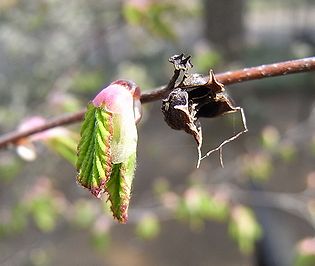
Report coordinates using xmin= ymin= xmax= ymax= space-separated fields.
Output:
xmin=0 ymin=57 xmax=314 ymax=149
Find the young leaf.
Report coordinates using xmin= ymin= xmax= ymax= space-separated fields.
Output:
xmin=106 ymin=153 xmax=136 ymax=223
xmin=77 ymin=103 xmax=113 ymax=198
xmin=76 ymin=79 xmax=141 ymax=223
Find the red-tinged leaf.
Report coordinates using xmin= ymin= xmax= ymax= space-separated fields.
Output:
xmin=76 ymin=80 xmax=141 ymax=222
xmin=76 ymin=103 xmax=113 ymax=197
xmin=106 ymin=153 xmax=136 ymax=223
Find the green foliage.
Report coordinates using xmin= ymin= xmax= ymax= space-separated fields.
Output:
xmin=243 ymin=153 xmax=273 ymax=181
xmin=28 ymin=195 xmax=58 ymax=232
xmin=261 ymin=126 xmax=280 ymax=151
xmin=136 ymin=213 xmax=160 ymax=240
xmin=46 ymin=132 xmax=79 ymax=166
xmin=193 ymin=50 xmax=221 ymax=73
xmin=91 ymin=230 xmax=110 ymax=250
xmin=77 ymin=103 xmax=113 ymax=195
xmin=29 ymin=248 xmax=50 ymax=266
xmin=294 ymin=254 xmax=315 ymax=266
xmin=294 ymin=238 xmax=315 ymax=266
xmin=72 ymin=199 xmax=98 ymax=228
xmin=153 ymin=178 xmax=170 ymax=196
xmin=176 ymin=186 xmax=229 ymax=229
xmin=0 ymin=155 xmax=21 ymax=182
xmin=0 ymin=205 xmax=28 ymax=236
xmin=123 ymin=2 xmax=176 ymax=39
xmin=106 ymin=153 xmax=136 ymax=223
xmin=228 ymin=205 xmax=262 ymax=254
xmin=77 ymin=102 xmax=137 ymax=223
xmin=279 ymin=142 xmax=296 ymax=162
xmin=72 ymin=71 xmax=105 ymax=93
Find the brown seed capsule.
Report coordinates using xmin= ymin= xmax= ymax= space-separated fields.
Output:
xmin=161 ymin=88 xmax=202 ymax=146
xmin=162 ymin=54 xmax=248 ymax=167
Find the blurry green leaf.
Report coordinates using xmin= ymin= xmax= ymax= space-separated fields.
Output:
xmin=229 ymin=205 xmax=262 ymax=254
xmin=279 ymin=142 xmax=296 ymax=162
xmin=72 ymin=199 xmax=98 ymax=228
xmin=176 ymin=187 xmax=229 ymax=228
xmin=136 ymin=213 xmax=160 ymax=240
xmin=202 ymin=195 xmax=229 ymax=222
xmin=46 ymin=133 xmax=79 ymax=166
xmin=91 ymin=216 xmax=111 ymax=250
xmin=294 ymin=238 xmax=315 ymax=266
xmin=193 ymin=50 xmax=221 ymax=73
xmin=116 ymin=62 xmax=153 ymax=90
xmin=91 ymin=230 xmax=110 ymax=250
xmin=261 ymin=126 xmax=280 ymax=151
xmin=30 ymin=248 xmax=50 ymax=266
xmin=153 ymin=177 xmax=169 ymax=196
xmin=294 ymin=254 xmax=315 ymax=266
xmin=72 ymin=71 xmax=104 ymax=93
xmin=7 ymin=205 xmax=28 ymax=234
xmin=29 ymin=196 xmax=58 ymax=232
xmin=243 ymin=153 xmax=273 ymax=181
xmin=0 ymin=155 xmax=21 ymax=182
xmin=50 ymin=92 xmax=82 ymax=113
xmin=123 ymin=2 xmax=176 ymax=39
xmin=123 ymin=4 xmax=144 ymax=24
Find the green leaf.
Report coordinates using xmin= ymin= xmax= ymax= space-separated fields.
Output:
xmin=294 ymin=238 xmax=315 ymax=266
xmin=29 ymin=195 xmax=59 ymax=232
xmin=243 ymin=153 xmax=273 ymax=182
xmin=106 ymin=153 xmax=136 ymax=223
xmin=46 ymin=132 xmax=79 ymax=166
xmin=136 ymin=213 xmax=160 ymax=239
xmin=72 ymin=199 xmax=98 ymax=228
xmin=91 ymin=230 xmax=110 ymax=250
xmin=123 ymin=4 xmax=144 ymax=24
xmin=295 ymin=254 xmax=315 ymax=266
xmin=72 ymin=71 xmax=105 ymax=93
xmin=77 ymin=85 xmax=139 ymax=223
xmin=77 ymin=103 xmax=113 ymax=197
xmin=229 ymin=205 xmax=262 ymax=254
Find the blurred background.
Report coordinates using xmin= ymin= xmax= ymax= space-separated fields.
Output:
xmin=0 ymin=0 xmax=315 ymax=265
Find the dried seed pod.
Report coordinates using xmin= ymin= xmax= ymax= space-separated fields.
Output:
xmin=161 ymin=88 xmax=202 ymax=146
xmin=169 ymin=53 xmax=193 ymax=72
xmin=182 ymin=70 xmax=236 ymax=119
xmin=162 ymin=63 xmax=248 ymax=168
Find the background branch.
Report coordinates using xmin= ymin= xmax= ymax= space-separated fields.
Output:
xmin=0 ymin=57 xmax=314 ymax=149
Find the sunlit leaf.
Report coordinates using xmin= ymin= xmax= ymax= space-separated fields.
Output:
xmin=106 ymin=153 xmax=136 ymax=223
xmin=77 ymin=80 xmax=141 ymax=223
xmin=76 ymin=103 xmax=113 ymax=198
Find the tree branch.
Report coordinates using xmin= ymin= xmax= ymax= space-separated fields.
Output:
xmin=0 ymin=57 xmax=314 ymax=149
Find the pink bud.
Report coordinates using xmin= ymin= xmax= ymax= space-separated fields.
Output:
xmin=92 ymin=80 xmax=142 ymax=123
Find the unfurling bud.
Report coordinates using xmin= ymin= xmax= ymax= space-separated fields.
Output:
xmin=77 ymin=79 xmax=142 ymax=223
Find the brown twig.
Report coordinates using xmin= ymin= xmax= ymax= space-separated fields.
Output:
xmin=0 ymin=57 xmax=314 ymax=149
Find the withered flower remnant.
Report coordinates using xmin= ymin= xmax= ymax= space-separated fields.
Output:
xmin=162 ymin=54 xmax=248 ymax=167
